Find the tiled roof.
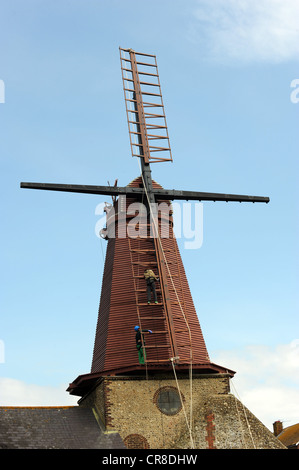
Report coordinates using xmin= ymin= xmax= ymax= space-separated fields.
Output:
xmin=0 ymin=406 xmax=125 ymax=449
xmin=278 ymin=423 xmax=299 ymax=448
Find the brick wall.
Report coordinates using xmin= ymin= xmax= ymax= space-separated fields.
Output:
xmin=205 ymin=412 xmax=216 ymax=449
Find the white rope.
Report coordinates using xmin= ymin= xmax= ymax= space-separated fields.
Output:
xmin=230 ymin=379 xmax=256 ymax=449
xmin=171 ymin=358 xmax=195 ymax=449
xmin=230 ymin=379 xmax=246 ymax=448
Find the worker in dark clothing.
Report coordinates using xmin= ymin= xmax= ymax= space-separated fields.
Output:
xmin=134 ymin=325 xmax=152 ymax=365
xmin=144 ymin=269 xmax=159 ymax=304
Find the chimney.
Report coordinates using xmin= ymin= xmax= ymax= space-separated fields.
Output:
xmin=273 ymin=420 xmax=283 ymax=436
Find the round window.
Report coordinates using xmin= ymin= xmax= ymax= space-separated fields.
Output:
xmin=154 ymin=386 xmax=183 ymax=416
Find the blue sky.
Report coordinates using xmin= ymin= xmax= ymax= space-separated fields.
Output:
xmin=0 ymin=0 xmax=298 ymax=432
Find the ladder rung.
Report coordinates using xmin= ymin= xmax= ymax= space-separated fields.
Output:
xmin=130 ymin=248 xmax=172 ymax=252
xmin=140 ymin=316 xmax=166 ymax=320
xmin=145 ymin=359 xmax=171 ymax=363
xmin=125 ymin=78 xmax=160 ymax=87
xmin=149 ymin=146 xmax=171 ymax=151
xmin=124 ymin=98 xmax=137 ymax=104
xmin=137 ymin=70 xmax=159 ymax=78
xmin=136 ymin=61 xmax=157 ymax=67
xmin=128 ymin=120 xmax=141 ymax=125
xmin=137 ymin=302 xmax=162 ymax=306
xmin=149 ymin=157 xmax=172 ymax=162
xmin=120 ymin=49 xmax=155 ymax=59
xmin=141 ymin=91 xmax=162 ymax=97
xmin=129 ymin=249 xmax=156 ymax=252
xmin=145 ymin=345 xmax=168 ymax=349
xmin=133 ymin=261 xmax=157 ymax=266
xmin=129 ymin=131 xmax=142 ymax=135
xmin=133 ymin=51 xmax=157 ymax=58
xmin=148 ymin=135 xmax=168 ymax=140
xmin=121 ymin=67 xmax=133 ymax=73
xmin=135 ymin=288 xmax=161 ymax=293
xmin=143 ymin=102 xmax=163 ymax=107
xmin=146 ymin=124 xmax=167 ymax=129
xmin=124 ymin=87 xmax=136 ymax=93
xmin=145 ymin=113 xmax=165 ymax=118
xmin=140 ymin=81 xmax=160 ymax=87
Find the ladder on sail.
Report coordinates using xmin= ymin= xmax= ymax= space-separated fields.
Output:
xmin=120 ymin=47 xmax=173 ymax=164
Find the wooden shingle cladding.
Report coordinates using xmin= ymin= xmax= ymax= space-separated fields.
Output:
xmin=91 ymin=177 xmax=209 ymax=373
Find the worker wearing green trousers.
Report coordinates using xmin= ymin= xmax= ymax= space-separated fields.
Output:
xmin=135 ymin=326 xmax=152 ymax=365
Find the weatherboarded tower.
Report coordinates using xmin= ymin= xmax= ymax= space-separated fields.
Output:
xmin=21 ymin=48 xmax=284 ymax=449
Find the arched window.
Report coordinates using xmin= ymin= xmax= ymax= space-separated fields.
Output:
xmin=124 ymin=434 xmax=149 ymax=449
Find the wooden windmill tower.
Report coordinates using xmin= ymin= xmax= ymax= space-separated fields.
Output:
xmin=21 ymin=49 xmax=279 ymax=449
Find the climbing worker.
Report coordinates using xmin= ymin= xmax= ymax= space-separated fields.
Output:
xmin=134 ymin=325 xmax=152 ymax=365
xmin=144 ymin=268 xmax=159 ymax=304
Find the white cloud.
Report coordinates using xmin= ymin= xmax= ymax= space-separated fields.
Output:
xmin=211 ymin=339 xmax=299 ymax=430
xmin=0 ymin=378 xmax=78 ymax=407
xmin=190 ymin=0 xmax=299 ymax=63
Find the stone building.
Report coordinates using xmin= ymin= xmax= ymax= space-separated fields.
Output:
xmin=77 ymin=374 xmax=285 ymax=449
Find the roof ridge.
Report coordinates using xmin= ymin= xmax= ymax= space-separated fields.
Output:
xmin=0 ymin=406 xmax=76 ymax=410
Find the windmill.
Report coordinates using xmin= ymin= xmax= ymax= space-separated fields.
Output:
xmin=21 ymin=48 xmax=269 ymax=399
